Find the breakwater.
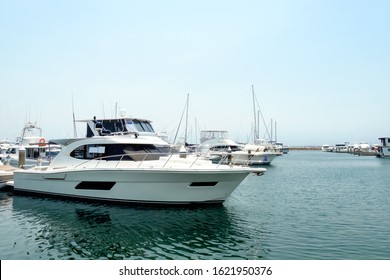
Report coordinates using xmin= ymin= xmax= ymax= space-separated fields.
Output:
xmin=289 ymin=146 xmax=321 ymax=151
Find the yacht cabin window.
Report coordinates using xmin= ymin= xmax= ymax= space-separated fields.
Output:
xmin=70 ymin=144 xmax=168 ymax=161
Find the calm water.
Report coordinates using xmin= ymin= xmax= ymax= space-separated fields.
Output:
xmin=1 ymin=151 xmax=389 ymax=260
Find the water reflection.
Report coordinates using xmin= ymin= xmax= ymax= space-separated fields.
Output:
xmin=6 ymin=194 xmax=268 ymax=260
xmin=0 ymin=192 xmax=12 ymax=206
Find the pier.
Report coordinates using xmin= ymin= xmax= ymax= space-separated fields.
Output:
xmin=289 ymin=146 xmax=378 ymax=156
xmin=289 ymin=146 xmax=321 ymax=151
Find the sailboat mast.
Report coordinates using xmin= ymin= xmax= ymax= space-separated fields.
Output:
xmin=275 ymin=120 xmax=277 ymax=142
xmin=184 ymin=94 xmax=189 ymax=145
xmin=252 ymin=85 xmax=257 ymax=143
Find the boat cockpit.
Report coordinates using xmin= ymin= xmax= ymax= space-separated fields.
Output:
xmin=81 ymin=116 xmax=156 ymax=137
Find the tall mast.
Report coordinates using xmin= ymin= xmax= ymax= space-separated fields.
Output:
xmin=252 ymin=85 xmax=257 ymax=143
xmin=184 ymin=94 xmax=189 ymax=145
xmin=275 ymin=120 xmax=277 ymax=142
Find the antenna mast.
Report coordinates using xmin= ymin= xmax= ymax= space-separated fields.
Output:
xmin=72 ymin=93 xmax=77 ymax=138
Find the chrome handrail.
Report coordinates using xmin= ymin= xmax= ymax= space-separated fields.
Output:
xmin=72 ymin=150 xmax=254 ymax=170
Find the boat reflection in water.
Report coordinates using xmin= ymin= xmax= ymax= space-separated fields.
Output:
xmin=4 ymin=194 xmax=268 ymax=260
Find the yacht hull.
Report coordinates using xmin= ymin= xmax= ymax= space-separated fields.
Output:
xmin=210 ymin=152 xmax=279 ymax=166
xmin=239 ymin=153 xmax=278 ymax=165
xmin=13 ymin=168 xmax=251 ymax=205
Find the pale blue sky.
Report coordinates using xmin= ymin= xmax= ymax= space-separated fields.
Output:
xmin=1 ymin=0 xmax=389 ymax=146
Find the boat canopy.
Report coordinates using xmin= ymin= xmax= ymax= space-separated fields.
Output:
xmin=77 ymin=117 xmax=156 ymax=137
xmin=200 ymin=130 xmax=229 ymax=143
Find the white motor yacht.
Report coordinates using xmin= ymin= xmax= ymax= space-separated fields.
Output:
xmin=12 ymin=117 xmax=266 ymax=205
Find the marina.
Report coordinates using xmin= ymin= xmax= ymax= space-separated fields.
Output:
xmin=1 ymin=2 xmax=389 ymax=278
xmin=321 ymin=142 xmax=380 ymax=157
xmin=1 ymin=150 xmax=389 ymax=260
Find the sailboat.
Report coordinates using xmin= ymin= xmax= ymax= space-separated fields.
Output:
xmin=241 ymin=86 xmax=283 ymax=164
xmin=170 ymin=94 xmax=198 ymax=153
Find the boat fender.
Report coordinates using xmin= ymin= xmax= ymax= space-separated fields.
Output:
xmin=39 ymin=138 xmax=46 ymax=147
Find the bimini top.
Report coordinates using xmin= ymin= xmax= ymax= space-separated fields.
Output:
xmin=77 ymin=116 xmax=156 ymax=138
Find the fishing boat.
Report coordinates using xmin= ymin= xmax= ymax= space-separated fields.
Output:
xmin=1 ymin=122 xmax=61 ymax=168
xmin=11 ymin=116 xmax=266 ymax=205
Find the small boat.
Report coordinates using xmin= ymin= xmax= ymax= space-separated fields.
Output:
xmin=334 ymin=142 xmax=350 ymax=153
xmin=241 ymin=143 xmax=281 ymax=165
xmin=12 ymin=117 xmax=266 ymax=205
xmin=275 ymin=142 xmax=289 ymax=154
xmin=322 ymin=144 xmax=331 ymax=152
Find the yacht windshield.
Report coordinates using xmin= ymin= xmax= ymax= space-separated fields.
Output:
xmin=200 ymin=131 xmax=229 ymax=142
xmin=126 ymin=120 xmax=155 ymax=133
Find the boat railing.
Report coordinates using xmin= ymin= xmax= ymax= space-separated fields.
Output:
xmin=206 ymin=150 xmax=252 ymax=167
xmin=74 ymin=153 xmax=247 ymax=169
xmin=72 ymin=151 xmax=234 ymax=169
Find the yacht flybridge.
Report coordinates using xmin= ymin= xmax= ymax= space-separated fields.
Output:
xmin=78 ymin=116 xmax=157 ymax=138
xmin=12 ymin=116 xmax=266 ymax=205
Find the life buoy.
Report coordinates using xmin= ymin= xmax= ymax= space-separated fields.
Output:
xmin=38 ymin=138 xmax=46 ymax=147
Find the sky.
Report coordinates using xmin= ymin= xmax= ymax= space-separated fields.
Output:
xmin=1 ymin=0 xmax=389 ymax=146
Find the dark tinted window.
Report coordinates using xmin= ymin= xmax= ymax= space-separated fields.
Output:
xmin=70 ymin=144 xmax=168 ymax=161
